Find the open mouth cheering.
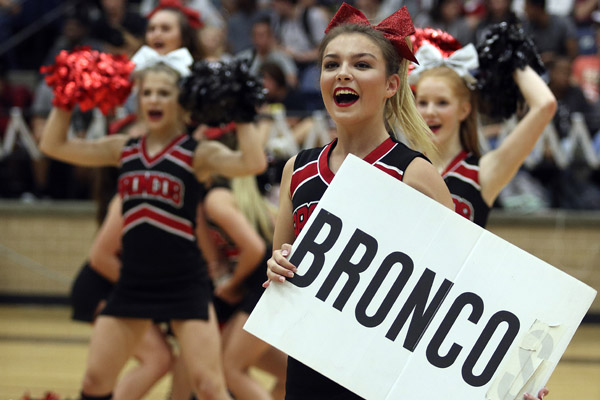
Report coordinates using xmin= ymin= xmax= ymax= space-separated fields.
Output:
xmin=148 ymin=110 xmax=164 ymax=121
xmin=334 ymin=87 xmax=359 ymax=107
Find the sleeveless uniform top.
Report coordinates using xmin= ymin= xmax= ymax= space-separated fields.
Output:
xmin=101 ymin=134 xmax=211 ymax=321
xmin=442 ymin=151 xmax=490 ymax=228
xmin=286 ymin=137 xmax=426 ymax=400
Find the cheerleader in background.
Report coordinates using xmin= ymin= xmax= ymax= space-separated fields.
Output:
xmin=409 ymin=27 xmax=554 ymax=399
xmin=70 ymin=192 xmax=175 ymax=400
xmin=409 ymin=26 xmax=557 ymax=228
xmin=40 ymin=47 xmax=265 ymax=400
xmin=197 ymin=129 xmax=286 ymax=400
xmin=68 ymin=2 xmax=208 ymax=398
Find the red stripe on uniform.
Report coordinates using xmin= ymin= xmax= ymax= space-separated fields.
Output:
xmin=123 ymin=206 xmax=194 ymax=237
xmin=170 ymin=148 xmax=194 ymax=166
xmin=454 ymin=163 xmax=479 ymax=184
xmin=374 ymin=164 xmax=403 ymax=181
xmin=364 ymin=137 xmax=396 ymax=164
xmin=290 ymin=161 xmax=318 ymax=198
xmin=122 ymin=145 xmax=140 ymax=159
xmin=442 ymin=151 xmax=468 ymax=177
xmin=141 ymin=134 xmax=188 ymax=165
xmin=318 ymin=141 xmax=336 ymax=184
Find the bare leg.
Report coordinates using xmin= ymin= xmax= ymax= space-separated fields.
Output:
xmin=113 ymin=324 xmax=173 ymax=400
xmin=81 ymin=316 xmax=151 ymax=396
xmin=255 ymin=346 xmax=287 ymax=400
xmin=171 ymin=305 xmax=232 ymax=400
xmin=170 ymin=353 xmax=194 ymax=400
xmin=223 ymin=312 xmax=286 ymax=400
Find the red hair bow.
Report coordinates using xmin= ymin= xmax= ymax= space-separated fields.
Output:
xmin=147 ymin=0 xmax=203 ymax=29
xmin=325 ymin=3 xmax=417 ymax=63
xmin=410 ymin=27 xmax=462 ymax=58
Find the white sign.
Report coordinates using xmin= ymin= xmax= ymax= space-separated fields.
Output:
xmin=245 ymin=155 xmax=596 ymax=400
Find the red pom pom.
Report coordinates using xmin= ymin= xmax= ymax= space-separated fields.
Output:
xmin=40 ymin=47 xmax=135 ymax=115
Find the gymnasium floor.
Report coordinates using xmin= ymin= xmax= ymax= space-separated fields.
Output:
xmin=0 ymin=305 xmax=598 ymax=400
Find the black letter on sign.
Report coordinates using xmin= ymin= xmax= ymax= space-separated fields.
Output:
xmin=355 ymin=251 xmax=414 ymax=328
xmin=316 ymin=228 xmax=377 ymax=311
xmin=288 ymin=209 xmax=342 ymax=288
xmin=385 ymin=268 xmax=453 ymax=351
xmin=462 ymin=310 xmax=520 ymax=387
xmin=426 ymin=292 xmax=484 ymax=369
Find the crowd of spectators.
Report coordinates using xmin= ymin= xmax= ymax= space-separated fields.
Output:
xmin=1 ymin=0 xmax=599 ymax=209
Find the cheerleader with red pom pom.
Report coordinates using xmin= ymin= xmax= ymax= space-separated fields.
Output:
xmin=40 ymin=42 xmax=265 ymax=400
xmin=63 ymin=3 xmax=211 ymax=399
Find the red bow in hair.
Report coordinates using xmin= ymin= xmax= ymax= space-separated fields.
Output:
xmin=325 ymin=3 xmax=417 ymax=63
xmin=410 ymin=27 xmax=462 ymax=58
xmin=147 ymin=0 xmax=203 ymax=29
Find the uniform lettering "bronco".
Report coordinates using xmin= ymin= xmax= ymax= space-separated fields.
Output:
xmin=119 ymin=171 xmax=184 ymax=208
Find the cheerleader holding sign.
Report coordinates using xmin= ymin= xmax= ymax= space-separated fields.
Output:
xmin=265 ymin=4 xmax=552 ymax=400
xmin=40 ymin=48 xmax=266 ymax=399
xmin=265 ymin=3 xmax=453 ymax=399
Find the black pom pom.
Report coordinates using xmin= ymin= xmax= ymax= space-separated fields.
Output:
xmin=178 ymin=59 xmax=266 ymax=126
xmin=475 ymin=22 xmax=545 ymax=119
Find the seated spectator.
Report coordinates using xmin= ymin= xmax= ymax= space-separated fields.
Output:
xmin=0 ymin=0 xmax=21 ymax=68
xmin=30 ymin=80 xmax=95 ymax=200
xmin=201 ymin=25 xmax=232 ymax=61
xmin=574 ymin=0 xmax=600 ymax=25
xmin=354 ymin=0 xmax=384 ymax=23
xmin=236 ymin=15 xmax=298 ymax=88
xmin=0 ymin=0 xmax=63 ymax=69
xmin=260 ymin=61 xmax=304 ymax=116
xmin=573 ymin=0 xmax=600 ymax=54
xmin=529 ymin=55 xmax=600 ymax=209
xmin=572 ymin=12 xmax=600 ymax=103
xmin=549 ymin=56 xmax=600 ymax=139
xmin=414 ymin=0 xmax=476 ymax=46
xmin=521 ymin=0 xmax=579 ymax=65
xmin=88 ymin=0 xmax=147 ymax=56
xmin=376 ymin=0 xmax=422 ymax=22
xmin=0 ymin=60 xmax=34 ymax=198
xmin=0 ymin=61 xmax=31 ymax=137
xmin=537 ymin=0 xmax=575 ymax=16
xmin=474 ymin=0 xmax=521 ymax=44
xmin=259 ymin=61 xmax=328 ymax=149
xmin=271 ymin=0 xmax=329 ymax=98
xmin=226 ymin=0 xmax=272 ymax=54
xmin=41 ymin=5 xmax=103 ymax=66
xmin=139 ymin=0 xmax=225 ymax=28
xmin=23 ymin=4 xmax=104 ymax=199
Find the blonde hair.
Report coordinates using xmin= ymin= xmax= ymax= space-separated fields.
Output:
xmin=386 ymin=55 xmax=438 ymax=159
xmin=318 ymin=25 xmax=438 ymax=160
xmin=231 ymin=176 xmax=276 ymax=243
xmin=417 ymin=66 xmax=481 ymax=156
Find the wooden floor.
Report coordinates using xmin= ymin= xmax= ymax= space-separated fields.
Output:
xmin=0 ymin=305 xmax=598 ymax=400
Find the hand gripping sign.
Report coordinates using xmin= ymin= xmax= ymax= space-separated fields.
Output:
xmin=244 ymin=155 xmax=596 ymax=400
